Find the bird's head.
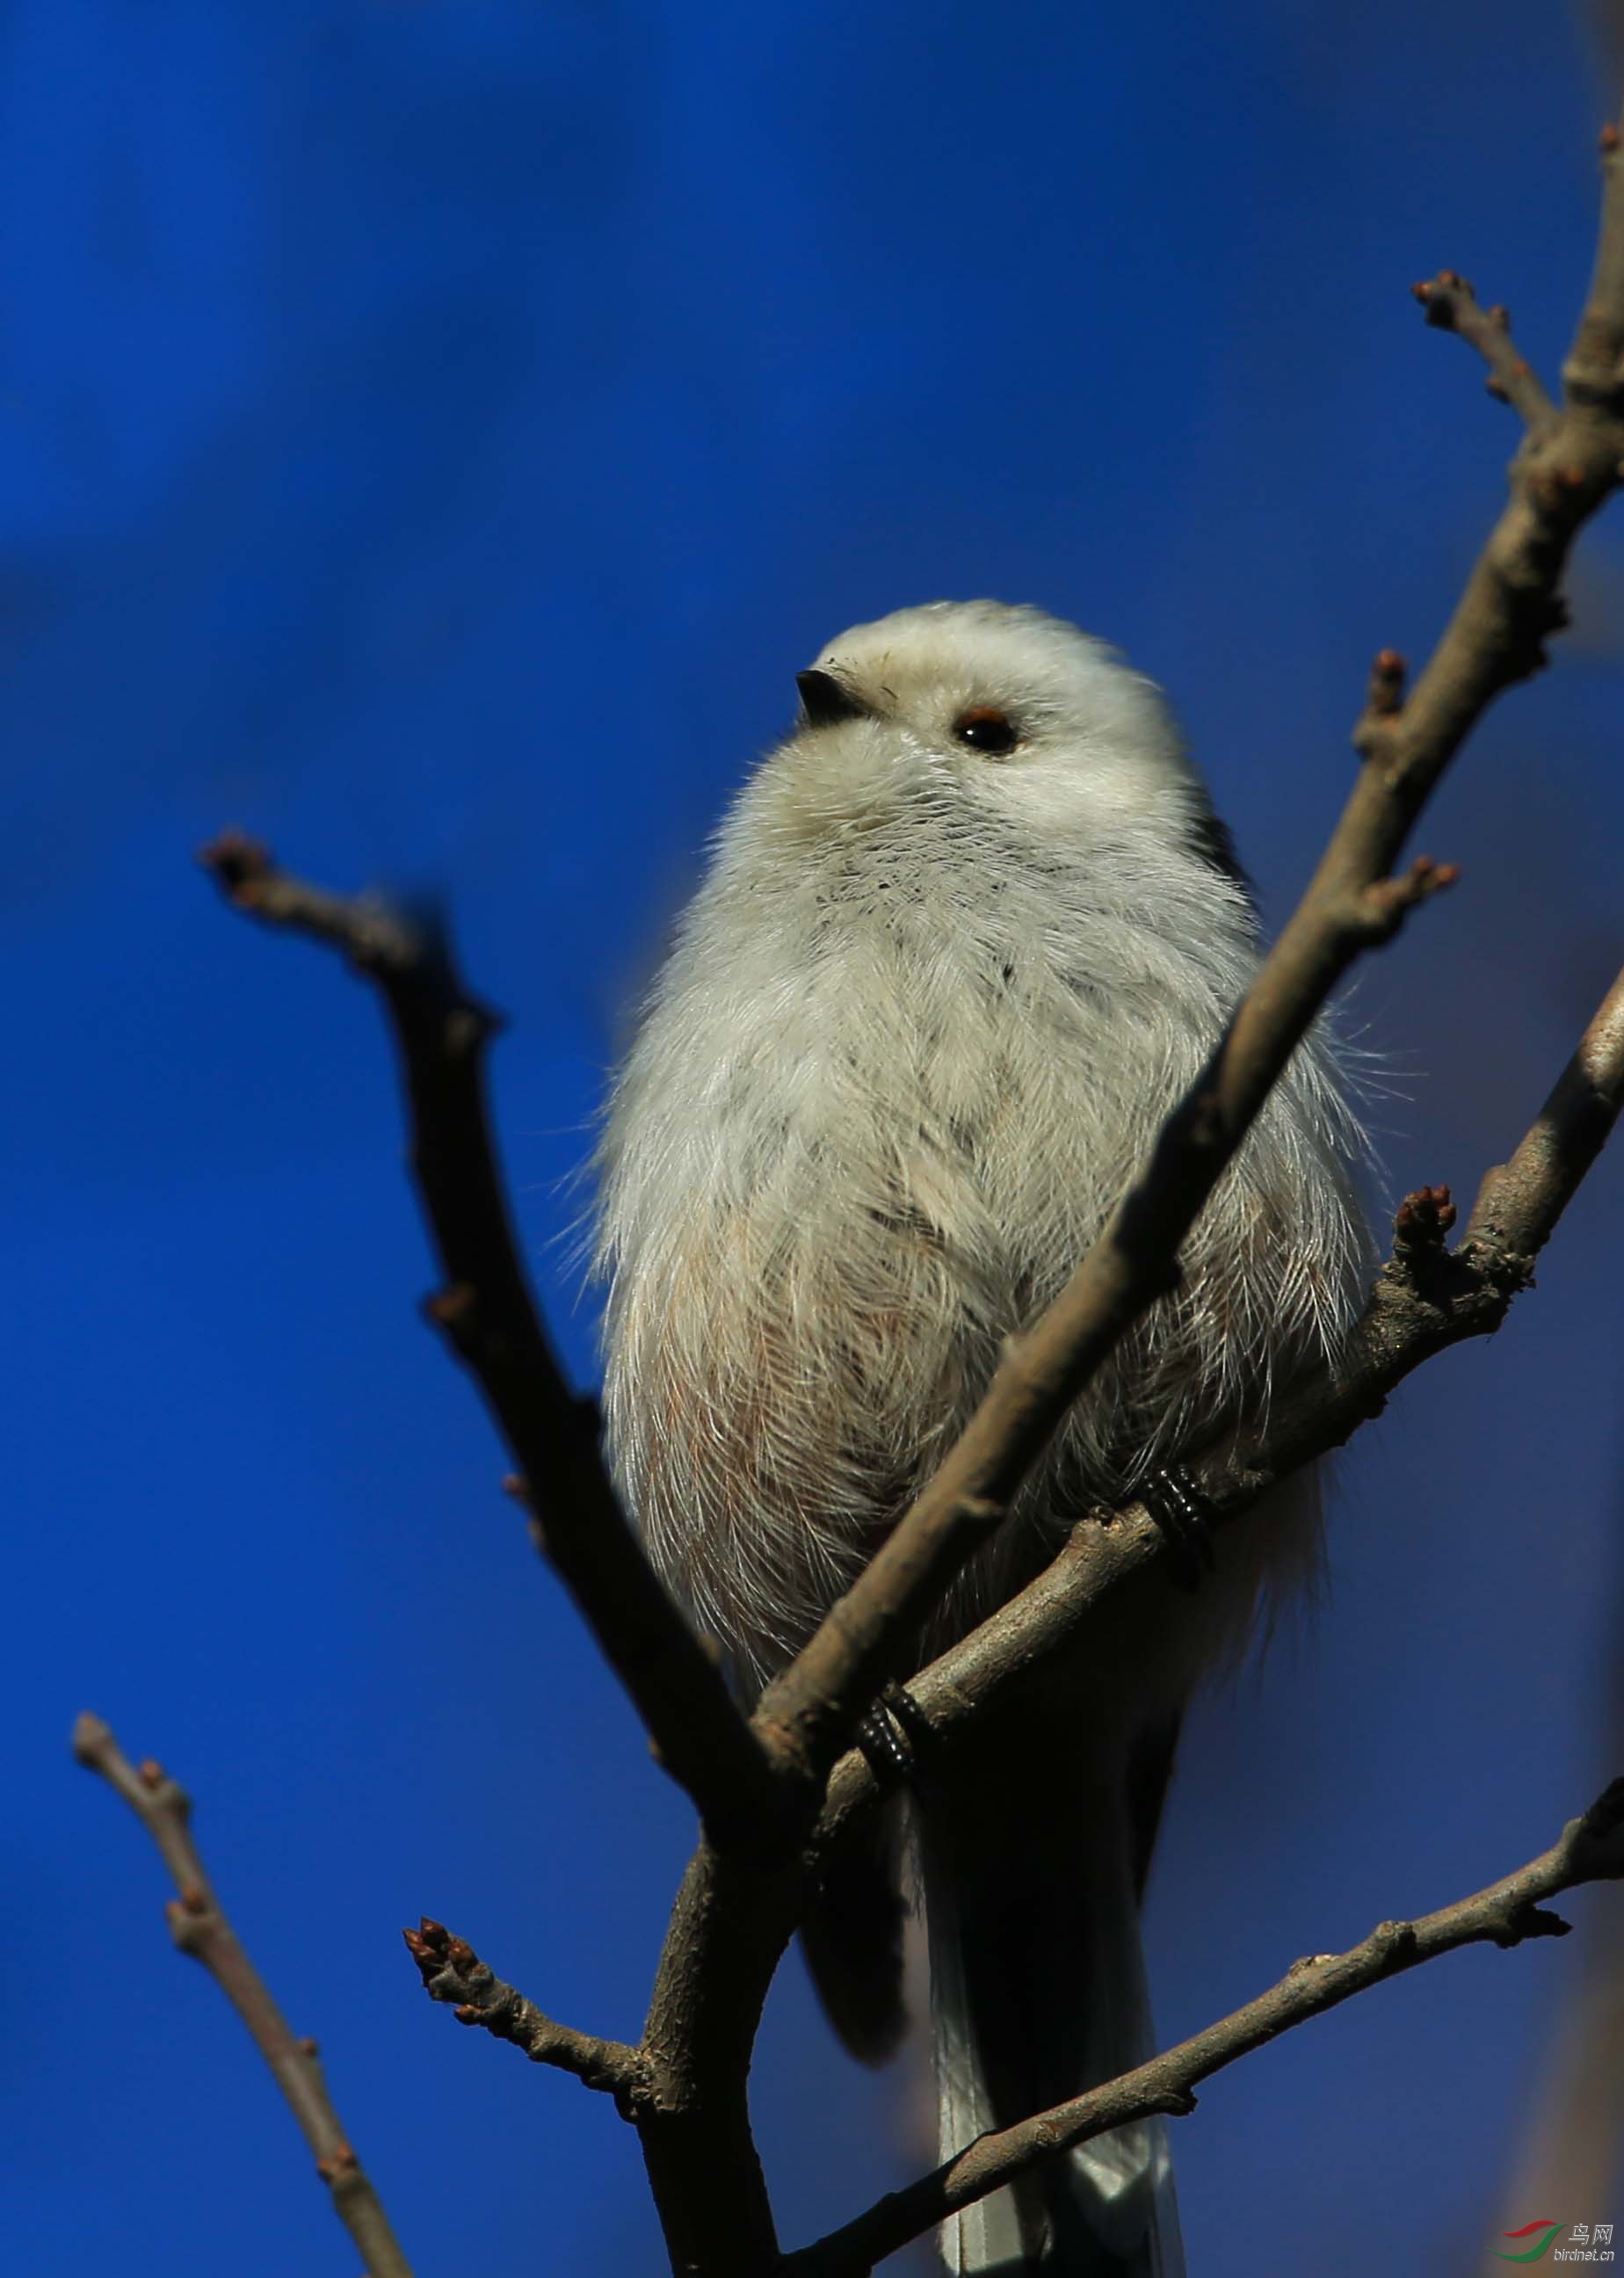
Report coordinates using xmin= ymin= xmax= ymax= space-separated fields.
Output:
xmin=750 ymin=600 xmax=1207 ymax=864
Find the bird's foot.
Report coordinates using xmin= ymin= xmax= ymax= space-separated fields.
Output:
xmin=855 ymin=1683 xmax=930 ymax=1792
xmin=1140 ymin=1465 xmax=1217 ymax=1589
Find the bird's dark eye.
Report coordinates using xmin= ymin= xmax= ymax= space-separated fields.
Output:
xmin=953 ymin=706 xmax=1020 ymax=755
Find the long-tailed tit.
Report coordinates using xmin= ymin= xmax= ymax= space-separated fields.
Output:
xmin=595 ymin=600 xmax=1372 ymax=2274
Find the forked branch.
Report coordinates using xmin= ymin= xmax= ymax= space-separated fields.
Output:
xmin=750 ymin=112 xmax=1624 ymax=1794
xmin=812 ymin=964 xmax=1624 ymax=1850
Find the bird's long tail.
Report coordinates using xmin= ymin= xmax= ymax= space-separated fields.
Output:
xmin=922 ymin=1721 xmax=1185 ymax=2276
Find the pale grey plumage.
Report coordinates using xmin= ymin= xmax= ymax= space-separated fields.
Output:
xmin=593 ymin=600 xmax=1373 ymax=2273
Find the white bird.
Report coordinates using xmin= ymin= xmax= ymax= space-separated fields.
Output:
xmin=594 ymin=601 xmax=1372 ymax=2274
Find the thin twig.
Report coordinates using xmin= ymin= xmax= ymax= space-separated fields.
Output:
xmin=199 ymin=831 xmax=779 ymax=1855
xmin=785 ymin=1782 xmax=1624 ymax=2274
xmin=1470 ymin=961 xmax=1624 ymax=1250
xmin=1478 ymin=1537 xmax=1624 ymax=2274
xmin=1411 ymin=269 xmax=1559 ymax=426
xmin=750 ymin=108 xmax=1624 ymax=1795
xmin=402 ymin=1919 xmax=649 ymax=2103
xmin=73 ymin=1713 xmax=414 ymax=2278
xmin=1566 ymin=120 xmax=1624 ymax=404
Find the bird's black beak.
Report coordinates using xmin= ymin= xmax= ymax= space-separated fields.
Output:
xmin=795 ymin=668 xmax=872 ymax=729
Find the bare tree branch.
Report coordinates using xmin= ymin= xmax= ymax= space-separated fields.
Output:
xmin=785 ymin=1782 xmax=1624 ymax=2274
xmin=1569 ymin=121 xmax=1624 ymax=400
xmin=390 ymin=957 xmax=1624 ymax=2278
xmin=1412 ymin=269 xmax=1559 ymax=426
xmin=196 ymin=101 xmax=1624 ymax=2278
xmin=199 ymin=832 xmax=780 ymax=1855
xmin=402 ymin=1919 xmax=648 ymax=2102
xmin=751 ymin=115 xmax=1624 ymax=1794
xmin=633 ymin=1843 xmax=802 ymax=2273
xmin=198 ymin=841 xmax=797 ymax=2261
xmin=1471 ymin=962 xmax=1624 ymax=1249
xmin=72 ymin=1713 xmax=413 ymax=2278
xmin=1480 ymin=1557 xmax=1624 ymax=2272
xmin=810 ymin=963 xmax=1624 ymax=1851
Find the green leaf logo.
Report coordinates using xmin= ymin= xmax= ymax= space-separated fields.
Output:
xmin=1495 ymin=2220 xmax=1566 ymax=2263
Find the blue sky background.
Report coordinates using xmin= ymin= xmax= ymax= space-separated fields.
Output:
xmin=6 ymin=4 xmax=1624 ymax=2274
